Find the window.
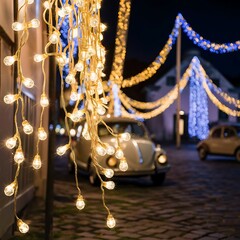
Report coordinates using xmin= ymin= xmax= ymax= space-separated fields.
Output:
xmin=223 ymin=127 xmax=236 ymax=138
xmin=166 ymin=76 xmax=176 ymax=86
xmin=219 ymin=110 xmax=228 ymax=122
xmin=212 ymin=78 xmax=220 ymax=87
xmin=211 ymin=128 xmax=221 ymax=138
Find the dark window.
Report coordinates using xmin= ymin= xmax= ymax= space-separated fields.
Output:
xmin=212 ymin=78 xmax=220 ymax=87
xmin=166 ymin=76 xmax=176 ymax=86
xmin=219 ymin=110 xmax=228 ymax=121
xmin=223 ymin=127 xmax=236 ymax=138
xmin=211 ymin=128 xmax=221 ymax=138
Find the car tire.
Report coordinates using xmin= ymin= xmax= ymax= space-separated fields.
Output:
xmin=235 ymin=149 xmax=240 ymax=162
xmin=89 ymin=161 xmax=100 ymax=186
xmin=198 ymin=147 xmax=207 ymax=160
xmin=151 ymin=173 xmax=166 ymax=186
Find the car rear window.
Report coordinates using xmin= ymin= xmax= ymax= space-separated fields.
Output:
xmin=98 ymin=122 xmax=146 ymax=138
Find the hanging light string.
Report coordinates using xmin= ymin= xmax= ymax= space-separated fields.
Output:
xmin=3 ymin=0 xmax=41 ymax=234
xmin=180 ymin=13 xmax=240 ymax=54
xmin=119 ymin=13 xmax=240 ymax=89
xmin=203 ymin=79 xmax=240 ymax=117
xmin=197 ymin=65 xmax=240 ymax=108
xmin=109 ymin=0 xmax=131 ymax=86
xmin=121 ymin=14 xmax=181 ymax=88
xmin=53 ymin=0 xmax=129 ymax=228
xmin=119 ymin=65 xmax=191 ymax=119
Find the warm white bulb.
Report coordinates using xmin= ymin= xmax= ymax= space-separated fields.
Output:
xmin=28 ymin=0 xmax=34 ymax=4
xmin=106 ymin=145 xmax=115 ymax=155
xmin=88 ymin=46 xmax=96 ymax=56
xmin=97 ymin=82 xmax=103 ymax=95
xmin=96 ymin=145 xmax=106 ymax=156
xmin=49 ymin=31 xmax=59 ymax=44
xmin=97 ymin=61 xmax=104 ymax=70
xmin=43 ymin=1 xmax=51 ymax=9
xmin=69 ymin=109 xmax=84 ymax=122
xmin=70 ymin=91 xmax=78 ymax=101
xmin=14 ymin=148 xmax=25 ymax=164
xmin=75 ymin=61 xmax=84 ymax=72
xmin=22 ymin=120 xmax=33 ymax=134
xmin=40 ymin=94 xmax=49 ymax=107
xmin=97 ymin=105 xmax=106 ymax=115
xmin=115 ymin=148 xmax=124 ymax=159
xmin=18 ymin=220 xmax=29 ymax=234
xmin=12 ymin=22 xmax=25 ymax=31
xmin=4 ymin=182 xmax=15 ymax=196
xmin=38 ymin=127 xmax=47 ymax=140
xmin=6 ymin=136 xmax=17 ymax=149
xmin=56 ymin=54 xmax=68 ymax=66
xmin=119 ymin=160 xmax=128 ymax=172
xmin=107 ymin=214 xmax=116 ymax=228
xmin=101 ymin=97 xmax=108 ymax=105
xmin=121 ymin=132 xmax=131 ymax=141
xmin=89 ymin=72 xmax=98 ymax=81
xmin=29 ymin=19 xmax=40 ymax=28
xmin=65 ymin=73 xmax=76 ymax=84
xmin=90 ymin=16 xmax=98 ymax=27
xmin=103 ymin=181 xmax=115 ymax=190
xmin=33 ymin=154 xmax=42 ymax=169
xmin=76 ymin=195 xmax=85 ymax=210
xmin=75 ymin=0 xmax=84 ymax=7
xmin=34 ymin=54 xmax=46 ymax=62
xmin=104 ymin=169 xmax=114 ymax=179
xmin=56 ymin=145 xmax=69 ymax=156
xmin=4 ymin=56 xmax=17 ymax=66
xmin=70 ymin=129 xmax=76 ymax=137
xmin=23 ymin=77 xmax=34 ymax=88
xmin=100 ymin=23 xmax=107 ymax=32
xmin=4 ymin=94 xmax=18 ymax=104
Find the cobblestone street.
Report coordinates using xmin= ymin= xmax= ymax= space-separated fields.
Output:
xmin=13 ymin=144 xmax=240 ymax=240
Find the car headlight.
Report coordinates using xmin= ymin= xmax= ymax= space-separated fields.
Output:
xmin=106 ymin=157 xmax=118 ymax=167
xmin=157 ymin=154 xmax=167 ymax=164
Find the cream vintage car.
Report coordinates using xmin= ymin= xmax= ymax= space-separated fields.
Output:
xmin=197 ymin=124 xmax=240 ymax=162
xmin=70 ymin=117 xmax=170 ymax=185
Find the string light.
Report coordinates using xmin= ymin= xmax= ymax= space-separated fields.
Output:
xmin=4 ymin=182 xmax=16 ymax=197
xmin=17 ymin=219 xmax=29 ymax=234
xmin=106 ymin=214 xmax=116 ymax=228
xmin=5 ymin=136 xmax=18 ymax=149
xmin=188 ymin=57 xmax=209 ymax=140
xmin=32 ymin=155 xmax=42 ymax=170
xmin=180 ymin=13 xmax=240 ymax=54
xmin=76 ymin=195 xmax=85 ymax=210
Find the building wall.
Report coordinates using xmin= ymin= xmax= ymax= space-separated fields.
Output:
xmin=0 ymin=1 xmax=48 ymax=238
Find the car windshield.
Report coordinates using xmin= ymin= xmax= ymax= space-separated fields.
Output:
xmin=98 ymin=122 xmax=146 ymax=138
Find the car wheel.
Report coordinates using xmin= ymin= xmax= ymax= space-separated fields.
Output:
xmin=198 ymin=147 xmax=207 ymax=160
xmin=151 ymin=173 xmax=166 ymax=186
xmin=235 ymin=149 xmax=240 ymax=162
xmin=89 ymin=161 xmax=100 ymax=186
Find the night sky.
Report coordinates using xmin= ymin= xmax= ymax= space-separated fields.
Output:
xmin=101 ymin=0 xmax=240 ymax=93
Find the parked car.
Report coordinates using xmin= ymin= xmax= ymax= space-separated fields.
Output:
xmin=197 ymin=124 xmax=240 ymax=162
xmin=70 ymin=117 xmax=170 ymax=185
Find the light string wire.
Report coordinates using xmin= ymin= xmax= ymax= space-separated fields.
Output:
xmin=121 ymin=14 xmax=181 ymax=88
xmin=198 ymin=65 xmax=240 ymax=108
xmin=53 ymin=0 xmax=128 ymax=228
xmin=3 ymin=0 xmax=41 ymax=234
xmin=119 ymin=65 xmax=191 ymax=119
xmin=118 ymin=13 xmax=240 ymax=89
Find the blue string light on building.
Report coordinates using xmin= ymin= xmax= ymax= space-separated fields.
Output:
xmin=188 ymin=57 xmax=209 ymax=140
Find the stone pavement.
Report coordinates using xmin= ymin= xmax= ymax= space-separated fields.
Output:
xmin=12 ymin=144 xmax=240 ymax=239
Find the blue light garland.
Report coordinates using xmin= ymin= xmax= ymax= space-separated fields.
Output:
xmin=188 ymin=57 xmax=209 ymax=140
xmin=179 ymin=13 xmax=240 ymax=54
